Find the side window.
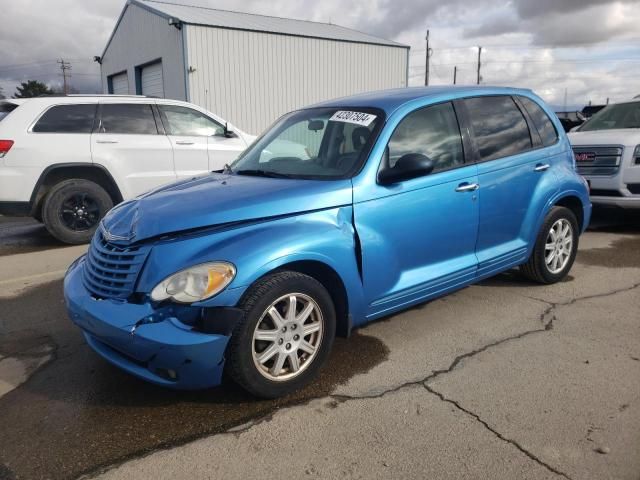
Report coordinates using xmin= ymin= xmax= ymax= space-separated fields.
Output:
xmin=387 ymin=102 xmax=464 ymax=174
xmin=99 ymin=104 xmax=158 ymax=135
xmin=464 ymin=96 xmax=532 ymax=161
xmin=159 ymin=105 xmax=224 ymax=137
xmin=32 ymin=104 xmax=96 ymax=133
xmin=518 ymin=96 xmax=558 ymax=147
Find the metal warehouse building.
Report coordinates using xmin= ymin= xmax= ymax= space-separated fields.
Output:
xmin=99 ymin=0 xmax=409 ymax=133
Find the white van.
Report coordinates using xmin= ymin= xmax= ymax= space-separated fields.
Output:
xmin=0 ymin=95 xmax=254 ymax=243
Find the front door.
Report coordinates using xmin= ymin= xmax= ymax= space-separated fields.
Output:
xmin=157 ymin=104 xmax=216 ymax=179
xmin=354 ymin=102 xmax=480 ymax=319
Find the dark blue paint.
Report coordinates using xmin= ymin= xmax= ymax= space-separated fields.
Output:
xmin=64 ymin=86 xmax=591 ymax=390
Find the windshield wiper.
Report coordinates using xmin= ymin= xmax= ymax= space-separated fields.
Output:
xmin=234 ymin=169 xmax=294 ymax=179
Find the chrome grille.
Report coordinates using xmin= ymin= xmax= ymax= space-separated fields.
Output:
xmin=573 ymin=146 xmax=623 ymax=176
xmin=83 ymin=232 xmax=151 ymax=299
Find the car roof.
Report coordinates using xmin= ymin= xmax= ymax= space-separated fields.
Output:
xmin=308 ymin=85 xmax=537 ymax=116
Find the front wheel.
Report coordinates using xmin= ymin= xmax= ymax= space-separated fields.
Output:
xmin=226 ymin=271 xmax=336 ymax=398
xmin=520 ymin=206 xmax=579 ymax=284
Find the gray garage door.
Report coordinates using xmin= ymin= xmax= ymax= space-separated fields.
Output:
xmin=141 ymin=62 xmax=164 ymax=98
xmin=110 ymin=72 xmax=129 ymax=95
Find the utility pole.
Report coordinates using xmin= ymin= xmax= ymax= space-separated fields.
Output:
xmin=453 ymin=66 xmax=457 ymax=85
xmin=424 ymin=29 xmax=432 ymax=86
xmin=57 ymin=59 xmax=72 ymax=94
xmin=476 ymin=47 xmax=482 ymax=85
xmin=563 ymin=88 xmax=568 ymax=113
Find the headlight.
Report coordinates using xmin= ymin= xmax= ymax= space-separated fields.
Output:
xmin=634 ymin=145 xmax=640 ymax=165
xmin=150 ymin=262 xmax=236 ymax=304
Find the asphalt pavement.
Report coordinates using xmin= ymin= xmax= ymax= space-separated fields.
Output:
xmin=0 ymin=211 xmax=638 ymax=480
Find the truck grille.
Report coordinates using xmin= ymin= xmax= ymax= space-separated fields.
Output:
xmin=573 ymin=146 xmax=623 ymax=176
xmin=83 ymin=232 xmax=151 ymax=299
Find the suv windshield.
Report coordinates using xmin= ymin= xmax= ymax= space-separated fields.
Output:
xmin=579 ymin=101 xmax=640 ymax=131
xmin=231 ymin=107 xmax=383 ymax=179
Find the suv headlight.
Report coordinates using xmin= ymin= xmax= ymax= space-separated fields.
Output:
xmin=150 ymin=262 xmax=236 ymax=304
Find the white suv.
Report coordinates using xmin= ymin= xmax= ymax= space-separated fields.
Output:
xmin=568 ymin=99 xmax=640 ymax=209
xmin=0 ymin=95 xmax=254 ymax=243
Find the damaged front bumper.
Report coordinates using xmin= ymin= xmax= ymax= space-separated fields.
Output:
xmin=64 ymin=257 xmax=233 ymax=390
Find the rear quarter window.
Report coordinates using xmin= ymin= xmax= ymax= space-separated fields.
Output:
xmin=464 ymin=95 xmax=532 ymax=161
xmin=33 ymin=104 xmax=97 ymax=133
xmin=0 ymin=103 xmax=18 ymax=122
xmin=518 ymin=96 xmax=558 ymax=147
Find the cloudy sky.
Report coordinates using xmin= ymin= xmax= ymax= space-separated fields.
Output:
xmin=1 ymin=0 xmax=639 ymax=108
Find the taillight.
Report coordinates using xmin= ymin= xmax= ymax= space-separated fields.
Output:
xmin=0 ymin=140 xmax=14 ymax=158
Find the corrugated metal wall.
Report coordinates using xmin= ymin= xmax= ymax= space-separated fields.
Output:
xmin=101 ymin=4 xmax=186 ymax=100
xmin=185 ymin=26 xmax=408 ymax=135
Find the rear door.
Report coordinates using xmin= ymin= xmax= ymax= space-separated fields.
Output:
xmin=461 ymin=95 xmax=557 ymax=276
xmin=355 ymin=102 xmax=480 ymax=318
xmin=91 ymin=103 xmax=175 ymax=198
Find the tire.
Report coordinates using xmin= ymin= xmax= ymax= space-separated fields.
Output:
xmin=226 ymin=271 xmax=336 ymax=398
xmin=520 ymin=206 xmax=579 ymax=284
xmin=42 ymin=179 xmax=113 ymax=244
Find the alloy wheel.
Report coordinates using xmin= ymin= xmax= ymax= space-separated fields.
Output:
xmin=252 ymin=293 xmax=324 ymax=382
xmin=59 ymin=193 xmax=100 ymax=231
xmin=545 ymin=218 xmax=573 ymax=274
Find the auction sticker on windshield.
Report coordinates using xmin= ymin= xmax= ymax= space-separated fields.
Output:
xmin=330 ymin=111 xmax=377 ymax=126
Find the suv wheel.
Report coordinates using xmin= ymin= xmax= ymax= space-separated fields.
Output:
xmin=42 ymin=179 xmax=113 ymax=244
xmin=520 ymin=206 xmax=579 ymax=284
xmin=226 ymin=271 xmax=336 ymax=398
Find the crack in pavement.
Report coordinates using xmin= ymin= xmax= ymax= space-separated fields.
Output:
xmin=329 ymin=281 xmax=640 ymax=479
xmin=423 ymin=383 xmax=574 ymax=480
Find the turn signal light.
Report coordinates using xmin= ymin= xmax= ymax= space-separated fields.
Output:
xmin=0 ymin=140 xmax=14 ymax=158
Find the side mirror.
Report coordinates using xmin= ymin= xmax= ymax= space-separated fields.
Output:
xmin=378 ymin=153 xmax=435 ymax=185
xmin=223 ymin=122 xmax=236 ymax=138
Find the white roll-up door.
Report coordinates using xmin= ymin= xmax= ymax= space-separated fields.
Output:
xmin=110 ymin=72 xmax=129 ymax=95
xmin=141 ymin=62 xmax=164 ymax=98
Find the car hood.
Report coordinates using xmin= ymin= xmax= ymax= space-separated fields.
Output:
xmin=100 ymin=173 xmax=353 ymax=243
xmin=568 ymin=128 xmax=640 ymax=147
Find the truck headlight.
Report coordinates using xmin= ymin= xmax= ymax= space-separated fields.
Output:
xmin=150 ymin=262 xmax=236 ymax=304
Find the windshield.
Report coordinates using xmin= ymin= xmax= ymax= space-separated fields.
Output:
xmin=230 ymin=107 xmax=384 ymax=179
xmin=0 ymin=103 xmax=18 ymax=122
xmin=579 ymin=102 xmax=640 ymax=131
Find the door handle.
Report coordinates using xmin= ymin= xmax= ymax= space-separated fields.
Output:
xmin=95 ymin=139 xmax=118 ymax=144
xmin=175 ymin=140 xmax=195 ymax=145
xmin=534 ymin=163 xmax=550 ymax=172
xmin=455 ymin=182 xmax=479 ymax=192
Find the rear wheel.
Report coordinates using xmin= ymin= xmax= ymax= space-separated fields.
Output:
xmin=42 ymin=179 xmax=113 ymax=244
xmin=226 ymin=271 xmax=336 ymax=398
xmin=520 ymin=206 xmax=579 ymax=284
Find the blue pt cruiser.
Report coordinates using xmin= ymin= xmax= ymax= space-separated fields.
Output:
xmin=65 ymin=87 xmax=591 ymax=398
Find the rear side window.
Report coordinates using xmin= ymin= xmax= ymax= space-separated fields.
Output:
xmin=99 ymin=104 xmax=158 ymax=135
xmin=518 ymin=96 xmax=558 ymax=147
xmin=387 ymin=102 xmax=464 ymax=174
xmin=32 ymin=104 xmax=96 ymax=133
xmin=464 ymin=96 xmax=532 ymax=161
